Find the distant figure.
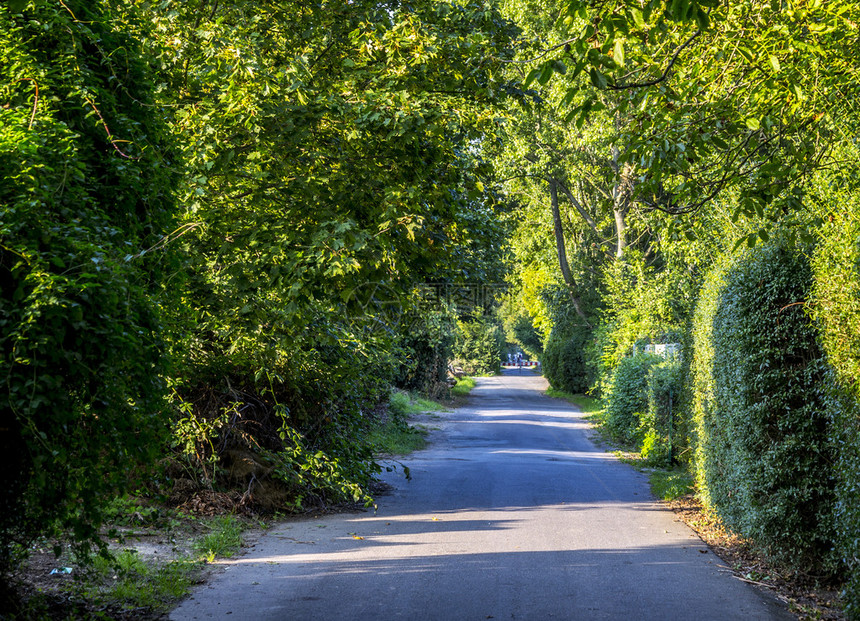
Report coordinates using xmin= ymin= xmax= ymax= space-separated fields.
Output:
xmin=516 ymin=352 xmax=523 ymax=368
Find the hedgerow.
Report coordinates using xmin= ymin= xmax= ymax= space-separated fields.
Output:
xmin=640 ymin=357 xmax=683 ymax=466
xmin=811 ymin=205 xmax=860 ymax=615
xmin=542 ymin=325 xmax=591 ymax=394
xmin=692 ymin=241 xmax=836 ymax=572
xmin=0 ymin=0 xmax=176 ymax=572
xmin=603 ymin=352 xmax=662 ymax=444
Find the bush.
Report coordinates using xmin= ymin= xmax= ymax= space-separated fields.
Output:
xmin=0 ymin=3 xmax=176 ymax=573
xmin=692 ymin=241 xmax=836 ymax=572
xmin=811 ymin=205 xmax=860 ymax=615
xmin=640 ymin=358 xmax=682 ymax=466
xmin=453 ymin=317 xmax=504 ymax=375
xmin=397 ymin=307 xmax=456 ymax=398
xmin=603 ymin=352 xmax=662 ymax=444
xmin=542 ymin=326 xmax=591 ymax=394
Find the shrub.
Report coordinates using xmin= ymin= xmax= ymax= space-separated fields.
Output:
xmin=542 ymin=326 xmax=591 ymax=394
xmin=603 ymin=353 xmax=662 ymax=444
xmin=397 ymin=307 xmax=456 ymax=398
xmin=453 ymin=317 xmax=504 ymax=375
xmin=0 ymin=2 xmax=176 ymax=572
xmin=811 ymin=205 xmax=860 ymax=615
xmin=692 ymin=241 xmax=836 ymax=572
xmin=640 ymin=358 xmax=683 ymax=466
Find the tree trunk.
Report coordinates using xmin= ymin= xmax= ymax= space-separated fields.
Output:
xmin=550 ymin=177 xmax=590 ymax=325
xmin=611 ymin=149 xmax=632 ymax=259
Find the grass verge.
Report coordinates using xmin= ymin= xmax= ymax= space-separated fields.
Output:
xmin=450 ymin=377 xmax=476 ymax=397
xmin=4 ymin=510 xmax=251 ymax=620
xmin=648 ymin=468 xmax=695 ymax=501
xmin=368 ymin=423 xmax=427 ymax=456
xmin=370 ymin=390 xmax=452 ymax=456
xmin=192 ymin=515 xmax=245 ymax=562
xmin=544 ymin=388 xmax=603 ymax=415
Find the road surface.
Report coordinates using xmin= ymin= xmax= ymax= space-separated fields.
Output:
xmin=170 ymin=370 xmax=792 ymax=620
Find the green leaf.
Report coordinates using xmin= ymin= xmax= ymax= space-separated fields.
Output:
xmin=631 ymin=8 xmax=646 ymax=29
xmin=768 ymin=54 xmax=781 ymax=73
xmin=745 ymin=117 xmax=761 ymax=130
xmin=670 ymin=0 xmax=688 ymax=21
xmin=6 ymin=0 xmax=27 ymax=12
xmin=524 ymin=68 xmax=541 ymax=88
xmin=537 ymin=63 xmax=554 ymax=85
xmin=613 ymin=40 xmax=625 ymax=67
xmin=589 ymin=68 xmax=607 ymax=89
xmin=551 ymin=60 xmax=567 ymax=75
xmin=790 ymin=82 xmax=804 ymax=101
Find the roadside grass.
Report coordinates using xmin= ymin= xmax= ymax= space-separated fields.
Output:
xmin=648 ymin=468 xmax=695 ymax=501
xmin=6 ymin=509 xmax=251 ymax=619
xmin=192 ymin=515 xmax=245 ymax=562
xmin=450 ymin=377 xmax=476 ymax=397
xmin=368 ymin=423 xmax=427 ymax=456
xmin=544 ymin=388 xmax=602 ymax=416
xmin=370 ymin=390 xmax=452 ymax=456
xmin=75 ymin=549 xmax=201 ymax=611
xmin=389 ymin=390 xmax=449 ymax=417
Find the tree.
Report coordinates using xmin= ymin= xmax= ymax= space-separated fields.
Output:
xmin=1 ymin=0 xmax=177 ymax=570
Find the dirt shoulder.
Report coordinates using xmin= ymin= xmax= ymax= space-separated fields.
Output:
xmin=664 ymin=494 xmax=844 ymax=620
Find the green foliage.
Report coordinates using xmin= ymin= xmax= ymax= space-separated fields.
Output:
xmin=499 ymin=297 xmax=544 ymax=358
xmin=397 ymin=307 xmax=457 ymax=398
xmin=453 ymin=317 xmax=505 ymax=375
xmin=811 ymin=203 xmax=860 ymax=615
xmin=649 ymin=469 xmax=695 ymax=502
xmin=542 ymin=325 xmax=591 ymax=393
xmin=192 ymin=516 xmax=244 ymax=561
xmin=692 ymin=241 xmax=836 ymax=572
xmin=640 ymin=358 xmax=683 ymax=467
xmin=592 ymin=251 xmax=692 ymax=393
xmin=603 ymin=353 xmax=662 ymax=444
xmin=451 ymin=376 xmax=477 ymax=397
xmin=81 ymin=550 xmax=199 ymax=612
xmin=140 ymin=0 xmax=520 ymax=514
xmin=388 ymin=391 xmax=413 ymax=419
xmin=0 ymin=0 xmax=176 ymax=571
xmin=554 ymin=0 xmax=860 ymax=225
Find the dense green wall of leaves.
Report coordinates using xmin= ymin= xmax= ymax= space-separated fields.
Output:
xmin=693 ymin=242 xmax=835 ymax=572
xmin=812 ymin=206 xmax=860 ymax=614
xmin=0 ymin=0 xmax=177 ymax=567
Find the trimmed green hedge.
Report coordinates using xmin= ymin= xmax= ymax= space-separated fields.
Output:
xmin=604 ymin=352 xmax=662 ymax=444
xmin=542 ymin=326 xmax=591 ymax=394
xmin=811 ymin=207 xmax=860 ymax=616
xmin=641 ymin=358 xmax=683 ymax=466
xmin=692 ymin=242 xmax=836 ymax=572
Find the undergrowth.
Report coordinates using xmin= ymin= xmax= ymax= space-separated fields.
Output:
xmin=450 ymin=377 xmax=476 ymax=397
xmin=545 ymin=389 xmax=602 ymax=415
xmin=369 ymin=390 xmax=447 ymax=456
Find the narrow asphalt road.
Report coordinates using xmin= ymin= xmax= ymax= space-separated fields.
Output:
xmin=170 ymin=370 xmax=793 ymax=621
